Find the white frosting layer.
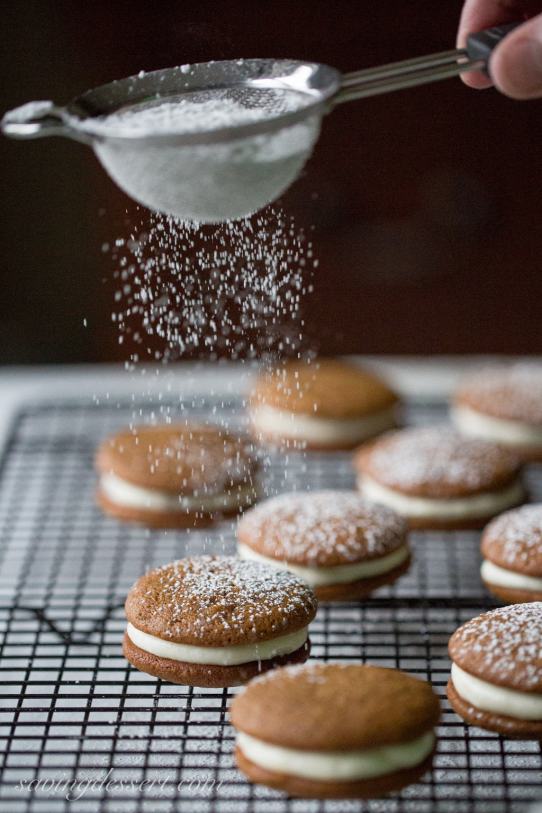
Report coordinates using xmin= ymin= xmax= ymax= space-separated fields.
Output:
xmin=359 ymin=475 xmax=523 ymax=521
xmin=101 ymin=472 xmax=255 ymax=513
xmin=451 ymin=663 xmax=542 ymax=721
xmin=236 ymin=730 xmax=435 ymax=782
xmin=126 ymin=622 xmax=308 ymax=666
xmin=237 ymin=542 xmax=409 ymax=587
xmin=251 ymin=404 xmax=396 ymax=445
xmin=453 ymin=405 xmax=542 ymax=447
xmin=481 ymin=559 xmax=542 ymax=592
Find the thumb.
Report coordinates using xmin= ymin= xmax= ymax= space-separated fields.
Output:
xmin=490 ymin=14 xmax=542 ymax=99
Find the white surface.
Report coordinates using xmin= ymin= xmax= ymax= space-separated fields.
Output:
xmin=481 ymin=559 xmax=542 ymax=592
xmin=126 ymin=622 xmax=308 ymax=666
xmin=236 ymin=730 xmax=435 ymax=782
xmin=359 ymin=474 xmax=524 ymax=521
xmin=451 ymin=663 xmax=542 ymax=721
xmin=237 ymin=542 xmax=409 ymax=587
xmin=250 ymin=403 xmax=397 ymax=445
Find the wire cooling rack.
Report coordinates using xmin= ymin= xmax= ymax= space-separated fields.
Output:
xmin=0 ymin=396 xmax=541 ymax=813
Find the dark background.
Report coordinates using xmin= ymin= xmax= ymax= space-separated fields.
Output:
xmin=2 ymin=0 xmax=541 ymax=364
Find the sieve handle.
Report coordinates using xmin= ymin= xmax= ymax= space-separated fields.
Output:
xmin=1 ymin=100 xmax=92 ymax=144
xmin=335 ymin=21 xmax=523 ymax=104
xmin=466 ymin=21 xmax=523 ymax=71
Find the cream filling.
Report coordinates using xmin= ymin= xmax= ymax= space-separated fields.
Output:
xmin=358 ymin=475 xmax=523 ymax=521
xmin=451 ymin=663 xmax=542 ymax=721
xmin=236 ymin=730 xmax=435 ymax=782
xmin=237 ymin=542 xmax=409 ymax=587
xmin=100 ymin=471 xmax=255 ymax=513
xmin=452 ymin=404 xmax=542 ymax=447
xmin=481 ymin=559 xmax=542 ymax=592
xmin=250 ymin=404 xmax=396 ymax=445
xmin=126 ymin=622 xmax=308 ymax=666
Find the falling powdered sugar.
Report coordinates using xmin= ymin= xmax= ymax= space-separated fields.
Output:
xmin=100 ymin=100 xmax=320 ymax=502
xmin=108 ymin=208 xmax=316 ymax=365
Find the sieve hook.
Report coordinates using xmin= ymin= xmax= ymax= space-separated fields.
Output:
xmin=2 ymin=100 xmax=91 ymax=143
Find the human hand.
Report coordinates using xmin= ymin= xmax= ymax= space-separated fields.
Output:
xmin=458 ymin=0 xmax=542 ymax=98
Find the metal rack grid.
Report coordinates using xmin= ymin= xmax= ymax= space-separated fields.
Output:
xmin=0 ymin=396 xmax=540 ymax=813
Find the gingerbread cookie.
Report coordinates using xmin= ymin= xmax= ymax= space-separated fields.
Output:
xmin=447 ymin=603 xmax=542 ymax=738
xmin=355 ymin=426 xmax=524 ymax=529
xmin=231 ymin=663 xmax=439 ymax=798
xmin=237 ymin=491 xmax=410 ymax=600
xmin=250 ymin=358 xmax=399 ymax=450
xmin=96 ymin=423 xmax=259 ymax=528
xmin=123 ymin=556 xmax=317 ymax=687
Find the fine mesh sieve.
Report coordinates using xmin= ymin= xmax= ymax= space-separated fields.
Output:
xmin=1 ymin=23 xmax=519 ymax=223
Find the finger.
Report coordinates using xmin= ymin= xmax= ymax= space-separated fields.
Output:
xmin=457 ymin=0 xmax=534 ymax=88
xmin=490 ymin=12 xmax=542 ymax=96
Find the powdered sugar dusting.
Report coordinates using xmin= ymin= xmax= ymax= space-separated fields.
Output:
xmin=450 ymin=603 xmax=542 ymax=690
xmin=363 ymin=427 xmax=520 ymax=496
xmin=127 ymin=555 xmax=317 ymax=645
xmin=245 ymin=659 xmax=340 ymax=689
xmin=483 ymin=504 xmax=542 ymax=573
xmin=238 ymin=490 xmax=407 ymax=566
xmin=456 ymin=364 xmax=542 ymax=425
xmin=101 ymin=424 xmax=258 ymax=496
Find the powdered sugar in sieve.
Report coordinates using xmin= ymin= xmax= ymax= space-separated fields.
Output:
xmin=83 ymin=88 xmax=322 ymax=223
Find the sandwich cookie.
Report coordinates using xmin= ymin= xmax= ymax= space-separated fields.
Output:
xmin=231 ymin=663 xmax=440 ymax=799
xmin=452 ymin=364 xmax=542 ymax=460
xmin=355 ymin=427 xmax=524 ymax=530
xmin=96 ymin=423 xmax=259 ymax=528
xmin=250 ymin=358 xmax=399 ymax=450
xmin=481 ymin=505 xmax=542 ymax=604
xmin=447 ymin=603 xmax=542 ymax=738
xmin=123 ymin=555 xmax=317 ymax=687
xmin=237 ymin=490 xmax=410 ymax=601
